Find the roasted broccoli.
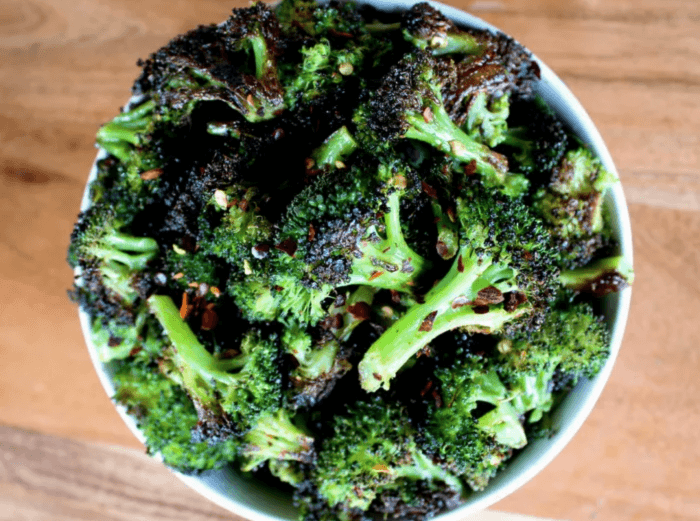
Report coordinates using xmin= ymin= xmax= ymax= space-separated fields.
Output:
xmin=69 ymin=2 xmax=634 ymax=520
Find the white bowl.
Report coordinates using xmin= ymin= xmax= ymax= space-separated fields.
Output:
xmin=78 ymin=1 xmax=633 ymax=519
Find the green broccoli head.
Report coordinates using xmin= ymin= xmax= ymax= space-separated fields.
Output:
xmin=240 ymin=409 xmax=315 ymax=472
xmin=311 ymin=397 xmax=463 ymax=516
xmin=68 ymin=203 xmax=159 ymax=307
xmin=359 ymin=181 xmax=558 ymax=392
xmin=353 ymin=51 xmax=527 ymax=196
xmin=498 ymin=302 xmax=611 ymax=384
xmin=113 ymin=360 xmax=240 ymax=473
xmin=147 ymin=295 xmax=283 ymax=439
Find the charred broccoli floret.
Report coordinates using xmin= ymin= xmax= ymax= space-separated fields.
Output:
xmin=147 ymin=294 xmax=283 ymax=439
xmin=353 ymin=52 xmax=527 ymax=196
xmin=309 ymin=398 xmax=463 ymax=518
xmin=359 ymin=181 xmax=558 ymax=392
xmin=113 ymin=360 xmax=240 ymax=473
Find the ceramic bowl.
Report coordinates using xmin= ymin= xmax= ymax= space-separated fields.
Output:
xmin=78 ymin=1 xmax=633 ymax=519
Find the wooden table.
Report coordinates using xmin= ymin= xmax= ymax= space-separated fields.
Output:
xmin=1 ymin=1 xmax=698 ymax=520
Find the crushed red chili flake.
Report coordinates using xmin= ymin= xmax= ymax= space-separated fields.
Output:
xmin=180 ymin=293 xmax=190 ymax=320
xmin=476 ymin=286 xmax=504 ymax=304
xmin=368 ymin=271 xmax=383 ymax=281
xmin=472 ymin=305 xmax=490 ymax=314
xmin=238 ymin=199 xmax=249 ymax=212
xmin=275 ymin=238 xmax=298 ymax=257
xmin=129 ymin=346 xmax=143 ymax=357
xmin=390 ymin=290 xmax=401 ymax=304
xmin=308 ymin=224 xmax=316 ymax=242
xmin=420 ymin=380 xmax=433 ymax=396
xmin=201 ymin=308 xmax=219 ymax=331
xmin=457 ymin=255 xmax=465 ymax=273
xmin=464 ymin=159 xmax=477 ymax=176
xmin=419 ymin=311 xmax=438 ymax=332
xmin=422 ymin=106 xmax=434 ymax=123
xmin=446 ymin=206 xmax=456 ymax=222
xmin=421 ymin=181 xmax=438 ymax=199
xmin=431 ymin=389 xmax=443 ymax=408
xmin=347 ymin=302 xmax=371 ymax=321
xmin=140 ymin=168 xmax=164 ymax=180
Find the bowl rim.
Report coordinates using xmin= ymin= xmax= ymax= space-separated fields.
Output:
xmin=77 ymin=1 xmax=633 ymax=519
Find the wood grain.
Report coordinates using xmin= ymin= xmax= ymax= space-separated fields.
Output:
xmin=0 ymin=1 xmax=699 ymax=520
xmin=0 ymin=424 xmax=557 ymax=521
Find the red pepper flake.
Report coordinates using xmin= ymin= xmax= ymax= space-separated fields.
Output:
xmin=275 ymin=238 xmax=298 ymax=257
xmin=201 ymin=308 xmax=219 ymax=331
xmin=419 ymin=311 xmax=438 ymax=332
xmin=246 ymin=94 xmax=255 ymax=106
xmin=390 ymin=290 xmax=401 ymax=304
xmin=472 ymin=305 xmax=490 ymax=314
xmin=347 ymin=302 xmax=371 ymax=321
xmin=431 ymin=389 xmax=443 ymax=408
xmin=420 ymin=380 xmax=434 ymax=397
xmin=421 ymin=181 xmax=438 ymax=199
xmin=457 ymin=255 xmax=465 ymax=273
xmin=238 ymin=199 xmax=249 ymax=212
xmin=210 ymin=286 xmax=221 ymax=298
xmin=464 ymin=159 xmax=477 ymax=176
xmin=180 ymin=293 xmax=190 ymax=320
xmin=373 ymin=372 xmax=383 ymax=381
xmin=503 ymin=291 xmax=528 ymax=312
xmin=477 ymin=286 xmax=504 ymax=304
xmin=422 ymin=106 xmax=434 ymax=123
xmin=308 ymin=224 xmax=316 ymax=242
xmin=129 ymin=346 xmax=143 ymax=357
xmin=368 ymin=271 xmax=383 ymax=281
xmin=140 ymin=168 xmax=163 ymax=180
xmin=446 ymin=206 xmax=456 ymax=223
xmin=417 ymin=344 xmax=432 ymax=358
xmin=305 ymin=158 xmax=315 ymax=171
xmin=173 ymin=272 xmax=185 ymax=280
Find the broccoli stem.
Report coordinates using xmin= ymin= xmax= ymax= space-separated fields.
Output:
xmin=359 ymin=252 xmax=527 ymax=392
xmin=240 ymin=409 xmax=314 ymax=472
xmin=394 ymin=449 xmax=465 ymax=496
xmin=311 ymin=126 xmax=359 ymax=168
xmin=147 ymin=295 xmax=241 ymax=382
xmin=96 ymin=100 xmax=156 ymax=163
xmin=559 ymin=255 xmax=634 ymax=297
xmin=346 ymin=192 xmax=430 ymax=292
xmin=404 ymin=105 xmax=526 ymax=196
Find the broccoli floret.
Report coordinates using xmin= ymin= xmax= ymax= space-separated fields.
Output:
xmin=559 ymin=255 xmax=634 ymax=297
xmin=353 ymin=52 xmax=527 ymax=196
xmin=498 ymin=96 xmax=569 ymax=182
xmin=96 ymin=99 xmax=158 ymax=166
xmin=240 ymin=409 xmax=315 ymax=472
xmin=497 ymin=303 xmax=611 ymax=386
xmin=68 ymin=203 xmax=159 ymax=307
xmin=282 ymin=38 xmax=366 ymax=110
xmin=401 ymin=3 xmax=485 ymax=56
xmin=147 ymin=294 xmax=282 ymax=438
xmin=276 ymin=0 xmax=367 ymax=38
xmin=113 ymin=360 xmax=240 ymax=473
xmin=89 ymin=306 xmax=163 ymax=362
xmin=280 ymin=159 xmax=431 ymax=293
xmin=310 ymin=398 xmax=463 ymax=517
xmin=534 ymin=147 xmax=617 ymax=236
xmin=359 ymin=181 xmax=558 ymax=392
xmin=283 ymin=286 xmax=375 ymax=408
xmin=308 ymin=126 xmax=358 ymax=170
xmin=198 ymin=184 xmax=274 ymax=276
